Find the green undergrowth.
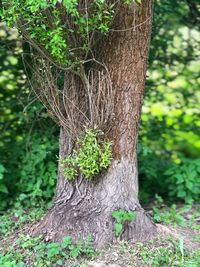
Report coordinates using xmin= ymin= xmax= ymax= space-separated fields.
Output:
xmin=153 ymin=204 xmax=199 ymax=227
xmin=0 ymin=204 xmax=96 ymax=266
xmin=0 ymin=203 xmax=47 ymax=239
xmin=0 ymin=234 xmax=96 ymax=267
xmin=151 ymin=196 xmax=200 ymax=229
xmin=1 ymin=235 xmax=200 ymax=267
xmin=100 ymin=238 xmax=200 ymax=267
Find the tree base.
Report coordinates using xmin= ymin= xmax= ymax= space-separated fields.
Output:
xmin=31 ymin=160 xmax=157 ymax=248
xmin=30 ymin=160 xmax=157 ymax=248
xmin=31 ymin=201 xmax=157 ymax=248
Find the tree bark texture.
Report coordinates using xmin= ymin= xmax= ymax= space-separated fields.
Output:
xmin=32 ymin=0 xmax=157 ymax=248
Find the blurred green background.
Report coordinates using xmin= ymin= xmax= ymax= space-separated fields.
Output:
xmin=0 ymin=0 xmax=200 ymax=211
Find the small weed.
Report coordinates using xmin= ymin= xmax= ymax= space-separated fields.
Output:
xmin=112 ymin=209 xmax=136 ymax=236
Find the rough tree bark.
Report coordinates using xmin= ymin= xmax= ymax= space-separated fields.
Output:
xmin=33 ymin=0 xmax=157 ymax=248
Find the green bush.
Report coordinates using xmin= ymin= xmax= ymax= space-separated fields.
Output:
xmin=0 ymin=23 xmax=59 ymax=211
xmin=165 ymin=159 xmax=200 ymax=203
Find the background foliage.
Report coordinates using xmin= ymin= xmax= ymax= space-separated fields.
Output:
xmin=0 ymin=0 xmax=200 ymax=212
xmin=0 ymin=23 xmax=58 ymax=210
xmin=138 ymin=0 xmax=200 ymax=204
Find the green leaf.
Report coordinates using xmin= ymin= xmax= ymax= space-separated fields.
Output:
xmin=177 ymin=190 xmax=186 ymax=198
xmin=122 ymin=211 xmax=137 ymax=221
xmin=56 ymin=259 xmax=63 ymax=266
xmin=0 ymin=164 xmax=5 ymax=180
xmin=114 ymin=223 xmax=123 ymax=236
xmin=0 ymin=184 xmax=8 ymax=193
xmin=112 ymin=210 xmax=123 ymax=223
xmin=62 ymin=236 xmax=72 ymax=248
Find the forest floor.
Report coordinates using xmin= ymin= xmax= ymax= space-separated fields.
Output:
xmin=0 ymin=203 xmax=199 ymax=266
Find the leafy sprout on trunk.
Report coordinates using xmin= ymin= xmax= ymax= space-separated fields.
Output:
xmin=61 ymin=127 xmax=112 ymax=180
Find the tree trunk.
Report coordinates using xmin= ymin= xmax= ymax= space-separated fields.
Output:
xmin=32 ymin=0 xmax=157 ymax=248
